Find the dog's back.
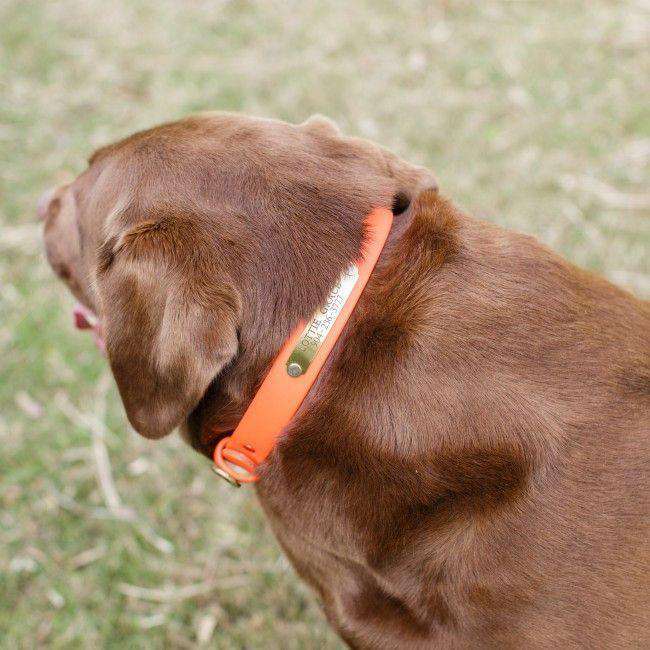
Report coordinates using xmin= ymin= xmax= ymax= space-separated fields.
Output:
xmin=260 ymin=189 xmax=650 ymax=648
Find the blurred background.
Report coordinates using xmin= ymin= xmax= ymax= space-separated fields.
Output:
xmin=1 ymin=0 xmax=648 ymax=647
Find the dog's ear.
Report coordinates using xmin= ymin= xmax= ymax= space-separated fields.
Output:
xmin=95 ymin=213 xmax=239 ymax=439
xmin=300 ymin=115 xmax=437 ymax=213
xmin=300 ymin=114 xmax=342 ymax=138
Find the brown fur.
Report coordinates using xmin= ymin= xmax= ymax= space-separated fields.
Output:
xmin=43 ymin=113 xmax=649 ymax=648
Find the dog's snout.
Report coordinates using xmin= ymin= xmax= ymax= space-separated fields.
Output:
xmin=37 ymin=187 xmax=57 ymax=221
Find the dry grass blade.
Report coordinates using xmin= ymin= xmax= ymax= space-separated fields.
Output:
xmin=118 ymin=575 xmax=251 ymax=603
xmin=561 ymin=174 xmax=650 ymax=211
xmin=55 ymin=389 xmax=127 ymax=517
xmin=0 ymin=224 xmax=41 ymax=251
xmin=70 ymin=544 xmax=108 ymax=570
xmin=54 ymin=387 xmax=174 ymax=554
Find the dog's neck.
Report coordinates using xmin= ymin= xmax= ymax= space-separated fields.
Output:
xmin=211 ymin=208 xmax=394 ymax=482
xmin=186 ymin=189 xmax=438 ymax=458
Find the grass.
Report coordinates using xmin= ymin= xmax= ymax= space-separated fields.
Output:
xmin=1 ymin=0 xmax=648 ymax=646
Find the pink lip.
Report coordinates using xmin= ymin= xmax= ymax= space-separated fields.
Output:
xmin=73 ymin=303 xmax=106 ymax=354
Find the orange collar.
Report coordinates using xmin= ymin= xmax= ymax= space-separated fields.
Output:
xmin=213 ymin=207 xmax=394 ymax=485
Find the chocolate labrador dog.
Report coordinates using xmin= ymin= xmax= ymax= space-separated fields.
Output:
xmin=42 ymin=113 xmax=649 ymax=648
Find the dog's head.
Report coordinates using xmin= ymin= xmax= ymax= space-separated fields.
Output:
xmin=42 ymin=113 xmax=431 ymax=450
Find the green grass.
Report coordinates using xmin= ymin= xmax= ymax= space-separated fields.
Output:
xmin=1 ymin=0 xmax=648 ymax=646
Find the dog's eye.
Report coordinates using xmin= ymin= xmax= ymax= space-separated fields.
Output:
xmin=391 ymin=192 xmax=410 ymax=216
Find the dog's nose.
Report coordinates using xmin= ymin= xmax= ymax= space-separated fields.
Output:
xmin=37 ymin=187 xmax=56 ymax=220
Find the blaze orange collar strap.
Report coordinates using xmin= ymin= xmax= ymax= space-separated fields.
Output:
xmin=213 ymin=207 xmax=393 ymax=485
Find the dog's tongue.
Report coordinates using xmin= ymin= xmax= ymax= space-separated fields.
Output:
xmin=73 ymin=303 xmax=105 ymax=354
xmin=73 ymin=303 xmax=96 ymax=329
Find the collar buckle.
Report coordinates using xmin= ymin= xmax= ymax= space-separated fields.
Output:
xmin=213 ymin=436 xmax=259 ymax=485
xmin=211 ymin=464 xmax=241 ymax=487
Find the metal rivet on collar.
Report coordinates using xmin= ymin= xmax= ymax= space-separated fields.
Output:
xmin=286 ymin=362 xmax=303 ymax=377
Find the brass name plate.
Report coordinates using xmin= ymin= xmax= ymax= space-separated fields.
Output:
xmin=286 ymin=264 xmax=359 ymax=376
